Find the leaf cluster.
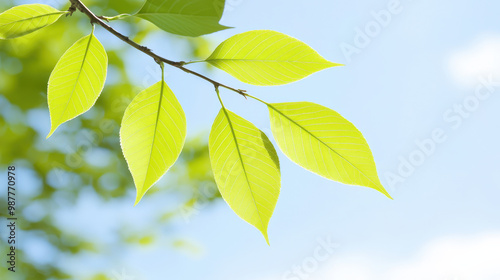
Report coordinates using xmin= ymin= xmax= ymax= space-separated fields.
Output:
xmin=0 ymin=0 xmax=390 ymax=243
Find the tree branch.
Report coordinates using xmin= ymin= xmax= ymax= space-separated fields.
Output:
xmin=68 ymin=0 xmax=248 ymax=97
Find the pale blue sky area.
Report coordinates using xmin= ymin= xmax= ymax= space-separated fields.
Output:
xmin=6 ymin=0 xmax=500 ymax=279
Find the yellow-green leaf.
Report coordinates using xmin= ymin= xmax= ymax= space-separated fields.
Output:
xmin=206 ymin=30 xmax=342 ymax=86
xmin=135 ymin=0 xmax=230 ymax=37
xmin=120 ymin=81 xmax=186 ymax=205
xmin=47 ymin=31 xmax=108 ymax=137
xmin=209 ymin=108 xmax=281 ymax=244
xmin=268 ymin=102 xmax=391 ymax=198
xmin=0 ymin=4 xmax=66 ymax=40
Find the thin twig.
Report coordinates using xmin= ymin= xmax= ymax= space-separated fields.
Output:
xmin=68 ymin=0 xmax=248 ymax=97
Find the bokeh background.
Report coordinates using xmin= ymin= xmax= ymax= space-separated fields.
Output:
xmin=1 ymin=0 xmax=500 ymax=279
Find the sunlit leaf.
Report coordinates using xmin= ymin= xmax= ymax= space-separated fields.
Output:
xmin=206 ymin=30 xmax=342 ymax=86
xmin=0 ymin=4 xmax=66 ymax=39
xmin=47 ymin=30 xmax=108 ymax=137
xmin=120 ymin=81 xmax=186 ymax=205
xmin=135 ymin=0 xmax=230 ymax=37
xmin=268 ymin=102 xmax=391 ymax=198
xmin=209 ymin=107 xmax=281 ymax=244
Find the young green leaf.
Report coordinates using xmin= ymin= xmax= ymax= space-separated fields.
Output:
xmin=209 ymin=107 xmax=281 ymax=244
xmin=135 ymin=0 xmax=230 ymax=37
xmin=268 ymin=102 xmax=391 ymax=198
xmin=206 ymin=30 xmax=343 ymax=86
xmin=47 ymin=30 xmax=108 ymax=138
xmin=0 ymin=4 xmax=66 ymax=40
xmin=120 ymin=81 xmax=186 ymax=205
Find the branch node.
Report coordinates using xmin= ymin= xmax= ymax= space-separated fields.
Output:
xmin=97 ymin=16 xmax=110 ymax=22
xmin=239 ymin=90 xmax=248 ymax=99
xmin=140 ymin=46 xmax=151 ymax=53
xmin=89 ymin=17 xmax=99 ymax=25
xmin=67 ymin=4 xmax=77 ymax=16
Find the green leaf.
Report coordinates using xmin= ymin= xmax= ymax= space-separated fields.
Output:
xmin=268 ymin=102 xmax=391 ymax=198
xmin=0 ymin=4 xmax=66 ymax=40
xmin=47 ymin=30 xmax=108 ymax=137
xmin=209 ymin=107 xmax=281 ymax=244
xmin=120 ymin=81 xmax=186 ymax=205
xmin=135 ymin=0 xmax=230 ymax=37
xmin=206 ymin=30 xmax=343 ymax=86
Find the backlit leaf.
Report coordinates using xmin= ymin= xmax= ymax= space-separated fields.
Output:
xmin=206 ymin=30 xmax=342 ymax=86
xmin=0 ymin=4 xmax=66 ymax=39
xmin=268 ymin=102 xmax=391 ymax=198
xmin=47 ymin=30 xmax=108 ymax=137
xmin=120 ymin=81 xmax=186 ymax=205
xmin=209 ymin=107 xmax=281 ymax=243
xmin=135 ymin=0 xmax=230 ymax=37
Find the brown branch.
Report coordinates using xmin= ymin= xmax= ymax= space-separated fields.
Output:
xmin=68 ymin=0 xmax=247 ymax=97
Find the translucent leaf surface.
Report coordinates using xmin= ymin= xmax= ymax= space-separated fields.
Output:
xmin=268 ymin=102 xmax=391 ymax=198
xmin=120 ymin=81 xmax=186 ymax=204
xmin=206 ymin=30 xmax=342 ymax=86
xmin=209 ymin=107 xmax=281 ymax=243
xmin=0 ymin=4 xmax=65 ymax=39
xmin=47 ymin=31 xmax=108 ymax=137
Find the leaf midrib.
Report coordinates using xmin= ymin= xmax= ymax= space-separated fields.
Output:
xmin=207 ymin=58 xmax=337 ymax=65
xmin=143 ymin=82 xmax=165 ymax=189
xmin=269 ymin=104 xmax=384 ymax=191
xmin=0 ymin=11 xmax=65 ymax=28
xmin=57 ymin=34 xmax=94 ymax=125
xmin=137 ymin=12 xmax=219 ymax=20
xmin=222 ymin=108 xmax=266 ymax=232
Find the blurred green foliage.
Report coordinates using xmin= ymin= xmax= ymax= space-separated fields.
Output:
xmin=0 ymin=1 xmax=220 ymax=279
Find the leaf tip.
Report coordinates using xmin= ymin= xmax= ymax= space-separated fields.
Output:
xmin=376 ymin=185 xmax=393 ymax=200
xmin=46 ymin=127 xmax=57 ymax=139
xmin=262 ymin=231 xmax=270 ymax=246
xmin=328 ymin=62 xmax=345 ymax=68
xmin=134 ymin=190 xmax=146 ymax=206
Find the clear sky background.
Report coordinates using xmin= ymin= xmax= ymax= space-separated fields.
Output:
xmin=9 ymin=0 xmax=500 ymax=279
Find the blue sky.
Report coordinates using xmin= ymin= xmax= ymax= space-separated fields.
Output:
xmin=6 ymin=0 xmax=500 ymax=279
